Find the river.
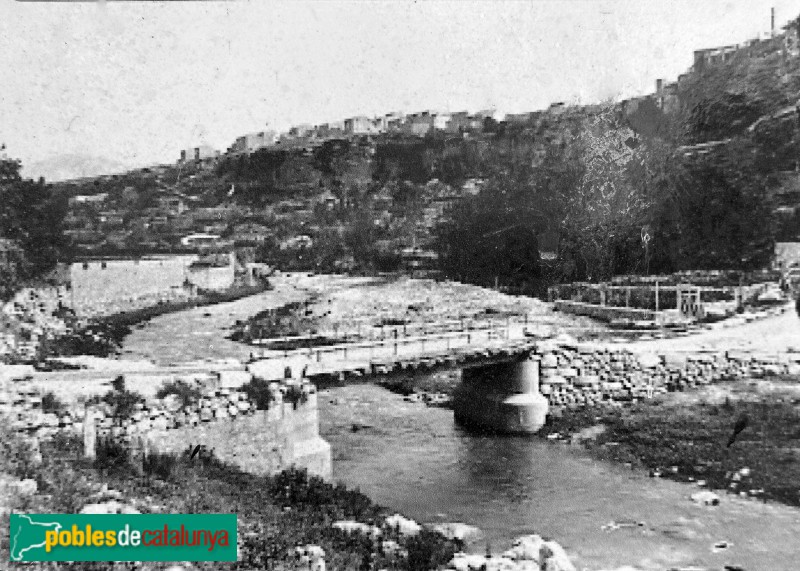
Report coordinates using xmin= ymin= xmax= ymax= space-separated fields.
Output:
xmin=119 ymin=283 xmax=800 ymax=571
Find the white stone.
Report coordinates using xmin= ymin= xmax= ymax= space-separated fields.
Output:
xmin=540 ymin=540 xmax=576 ymax=571
xmin=15 ymin=479 xmax=37 ymax=497
xmin=505 ymin=534 xmax=544 ymax=562
xmin=384 ymin=513 xmax=421 ymax=536
xmin=332 ymin=520 xmax=380 ymax=536
xmin=690 ymin=491 xmax=720 ymax=506
xmin=431 ymin=522 xmax=483 ymax=543
xmin=448 ymin=553 xmax=487 ymax=571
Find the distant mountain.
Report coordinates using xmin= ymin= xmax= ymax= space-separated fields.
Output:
xmin=22 ymin=154 xmax=133 ymax=183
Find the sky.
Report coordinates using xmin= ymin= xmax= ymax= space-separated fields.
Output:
xmin=2 ymin=0 xmax=800 ymax=177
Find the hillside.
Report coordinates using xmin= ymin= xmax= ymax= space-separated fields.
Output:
xmin=35 ymin=19 xmax=800 ymax=293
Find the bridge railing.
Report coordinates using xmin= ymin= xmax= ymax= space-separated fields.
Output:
xmin=249 ymin=314 xmax=531 ymax=349
xmin=249 ymin=316 xmax=527 ymax=368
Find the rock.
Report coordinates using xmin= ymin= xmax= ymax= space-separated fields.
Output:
xmin=80 ymin=500 xmax=140 ymax=515
xmin=504 ymin=534 xmax=544 ymax=562
xmin=384 ymin=513 xmax=421 ymax=536
xmin=380 ymin=539 xmax=407 ymax=558
xmin=690 ymin=491 xmax=720 ymax=506
xmin=293 ymin=544 xmax=326 ymax=571
xmin=431 ymin=522 xmax=483 ymax=543
xmin=540 ymin=541 xmax=575 ymax=571
xmin=448 ymin=553 xmax=488 ymax=571
xmin=15 ymin=479 xmax=37 ymax=497
xmin=541 ymin=354 xmax=559 ymax=368
xmin=637 ymin=353 xmax=662 ymax=368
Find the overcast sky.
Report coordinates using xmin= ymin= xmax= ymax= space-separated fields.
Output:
xmin=2 ymin=0 xmax=799 ymax=176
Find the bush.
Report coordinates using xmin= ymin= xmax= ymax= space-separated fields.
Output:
xmin=94 ymin=436 xmax=130 ymax=472
xmin=88 ymin=375 xmax=144 ymax=420
xmin=284 ymin=383 xmax=309 ymax=407
xmin=41 ymin=391 xmax=64 ymax=414
xmin=142 ymin=450 xmax=180 ymax=480
xmin=156 ymin=379 xmax=201 ymax=408
xmin=241 ymin=377 xmax=276 ymax=410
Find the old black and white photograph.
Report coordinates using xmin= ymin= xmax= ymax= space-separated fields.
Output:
xmin=2 ymin=0 xmax=800 ymax=569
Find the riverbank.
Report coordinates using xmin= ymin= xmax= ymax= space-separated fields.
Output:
xmin=45 ymin=282 xmax=274 ymax=360
xmin=539 ymin=375 xmax=800 ymax=507
xmin=0 ymin=424 xmax=458 ymax=570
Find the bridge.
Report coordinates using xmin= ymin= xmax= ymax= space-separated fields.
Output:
xmin=245 ymin=315 xmax=550 ymax=434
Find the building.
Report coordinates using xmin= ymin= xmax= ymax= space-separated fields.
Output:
xmin=229 ymin=131 xmax=278 ymax=154
xmin=403 ymin=112 xmax=435 ymax=136
xmin=69 ymin=193 xmax=108 ymax=208
xmin=230 ymin=222 xmax=273 ymax=246
xmin=655 ymin=79 xmax=680 ymax=113
xmin=179 ymin=145 xmax=219 ymax=163
xmin=344 ymin=116 xmax=379 ymax=136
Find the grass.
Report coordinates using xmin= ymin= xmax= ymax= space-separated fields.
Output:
xmin=539 ymin=378 xmax=800 ymax=506
xmin=1 ymin=423 xmax=457 ymax=570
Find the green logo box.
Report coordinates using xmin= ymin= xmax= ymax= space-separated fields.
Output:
xmin=9 ymin=513 xmax=237 ymax=562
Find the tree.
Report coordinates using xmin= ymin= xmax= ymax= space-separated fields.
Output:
xmin=0 ymin=155 xmax=69 ymax=289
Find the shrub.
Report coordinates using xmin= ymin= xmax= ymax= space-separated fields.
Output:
xmin=142 ymin=450 xmax=180 ymax=480
xmin=284 ymin=383 xmax=309 ymax=407
xmin=87 ymin=376 xmax=145 ymax=420
xmin=94 ymin=436 xmax=130 ymax=472
xmin=241 ymin=377 xmax=276 ymax=410
xmin=41 ymin=391 xmax=64 ymax=414
xmin=156 ymin=379 xmax=201 ymax=408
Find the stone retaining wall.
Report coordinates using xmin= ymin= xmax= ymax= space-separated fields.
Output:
xmin=0 ymin=375 xmax=332 ymax=479
xmin=531 ymin=340 xmax=800 ymax=412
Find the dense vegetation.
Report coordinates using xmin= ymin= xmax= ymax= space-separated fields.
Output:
xmin=0 ymin=156 xmax=69 ymax=299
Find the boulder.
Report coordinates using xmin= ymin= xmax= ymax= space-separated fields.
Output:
xmin=690 ymin=491 xmax=720 ymax=506
xmin=503 ymin=534 xmax=544 ymax=562
xmin=431 ymin=522 xmax=483 ymax=543
xmin=541 ymin=354 xmax=559 ymax=368
xmin=384 ymin=513 xmax=421 ymax=536
xmin=80 ymin=500 xmax=140 ymax=515
xmin=448 ymin=553 xmax=488 ymax=571
xmin=637 ymin=353 xmax=661 ymax=369
xmin=380 ymin=539 xmax=407 ymax=558
xmin=540 ymin=540 xmax=576 ymax=571
xmin=15 ymin=479 xmax=37 ymax=497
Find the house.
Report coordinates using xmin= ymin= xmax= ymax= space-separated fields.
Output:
xmin=69 ymin=193 xmax=108 ymax=208
xmin=157 ymin=194 xmax=188 ymax=216
xmin=230 ymin=222 xmax=273 ymax=246
xmin=399 ymin=246 xmax=438 ymax=272
xmin=279 ymin=235 xmax=313 ymax=250
xmin=403 ymin=112 xmax=435 ymax=136
xmin=317 ymin=190 xmax=340 ymax=211
xmin=229 ymin=131 xmax=278 ymax=154
xmin=376 ymin=112 xmax=404 ymax=132
xmin=179 ymin=145 xmax=219 ymax=163
xmin=313 ymin=122 xmax=347 ymax=140
xmin=98 ymin=210 xmax=125 ymax=229
xmin=344 ymin=116 xmax=379 ymax=136
xmin=181 ymin=233 xmax=222 ymax=248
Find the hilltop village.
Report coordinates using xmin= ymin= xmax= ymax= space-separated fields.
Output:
xmin=39 ymin=20 xmax=800 ymax=288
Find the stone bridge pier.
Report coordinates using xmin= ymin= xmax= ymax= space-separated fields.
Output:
xmin=453 ymin=355 xmax=549 ymax=434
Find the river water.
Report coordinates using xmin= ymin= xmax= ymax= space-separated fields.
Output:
xmin=120 ymin=285 xmax=800 ymax=571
